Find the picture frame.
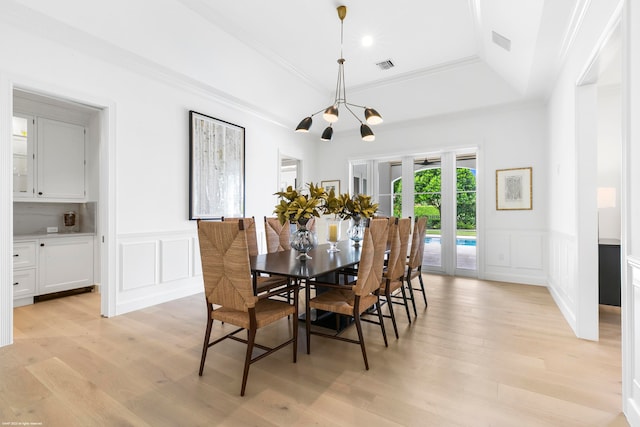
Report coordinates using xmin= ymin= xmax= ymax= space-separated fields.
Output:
xmin=496 ymin=167 xmax=532 ymax=210
xmin=189 ymin=110 xmax=245 ymax=220
xmin=321 ymin=180 xmax=340 ymax=195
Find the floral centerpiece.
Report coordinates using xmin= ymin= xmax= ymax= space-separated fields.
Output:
xmin=341 ymin=193 xmax=379 ymax=220
xmin=273 ymin=183 xmax=326 ymax=259
xmin=341 ymin=193 xmax=379 ymax=245
xmin=273 ymin=182 xmax=326 ymax=225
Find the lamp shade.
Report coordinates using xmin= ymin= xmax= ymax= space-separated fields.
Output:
xmin=323 ymin=106 xmax=339 ymax=123
xmin=360 ymin=123 xmax=375 ymax=141
xmin=364 ymin=108 xmax=383 ymax=125
xmin=295 ymin=116 xmax=312 ymax=132
xmin=321 ymin=126 xmax=334 ymax=141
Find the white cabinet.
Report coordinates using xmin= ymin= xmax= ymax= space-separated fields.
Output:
xmin=12 ymin=115 xmax=86 ymax=201
xmin=37 ymin=118 xmax=86 ymax=199
xmin=12 ymin=115 xmax=34 ymax=197
xmin=12 ymin=241 xmax=37 ymax=305
xmin=38 ymin=236 xmax=94 ymax=295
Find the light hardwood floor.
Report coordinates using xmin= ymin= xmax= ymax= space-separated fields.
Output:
xmin=0 ymin=275 xmax=629 ymax=426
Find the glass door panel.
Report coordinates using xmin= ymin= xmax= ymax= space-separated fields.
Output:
xmin=414 ymin=156 xmax=442 ymax=269
xmin=456 ymin=155 xmax=477 ymax=271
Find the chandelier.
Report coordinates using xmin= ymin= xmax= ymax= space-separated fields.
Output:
xmin=295 ymin=5 xmax=382 ymax=142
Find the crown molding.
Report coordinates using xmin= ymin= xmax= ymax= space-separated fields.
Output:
xmin=347 ymin=56 xmax=482 ymax=94
xmin=559 ymin=0 xmax=592 ymax=63
xmin=175 ymin=0 xmax=327 ymax=96
xmin=0 ymin=1 xmax=292 ymax=130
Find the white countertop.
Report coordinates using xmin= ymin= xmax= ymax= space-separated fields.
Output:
xmin=14 ymin=232 xmax=95 ymax=241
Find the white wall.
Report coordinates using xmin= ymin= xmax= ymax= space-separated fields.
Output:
xmin=546 ymin=0 xmax=623 ymax=340
xmin=313 ymin=102 xmax=549 ymax=285
xmin=0 ymin=2 xmax=318 ymax=344
xmin=597 ymin=84 xmax=622 ymax=240
xmin=623 ymin=1 xmax=640 ymax=423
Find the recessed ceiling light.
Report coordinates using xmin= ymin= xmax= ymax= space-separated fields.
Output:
xmin=361 ymin=35 xmax=373 ymax=47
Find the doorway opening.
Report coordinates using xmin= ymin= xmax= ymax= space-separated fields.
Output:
xmin=11 ymin=88 xmax=104 ymax=316
xmin=350 ymin=149 xmax=477 ymax=276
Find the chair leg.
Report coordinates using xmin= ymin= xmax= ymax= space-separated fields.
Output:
xmin=293 ymin=287 xmax=299 ymax=363
xmin=376 ymin=298 xmax=388 ymax=348
xmin=199 ymin=306 xmax=214 ymax=376
xmin=240 ymin=327 xmax=257 ymax=396
xmin=385 ymin=291 xmax=399 ymax=339
xmin=417 ymin=269 xmax=427 ymax=307
xmin=406 ymin=274 xmax=418 ymax=316
xmin=353 ymin=310 xmax=369 ymax=370
xmin=399 ymin=284 xmax=412 ymax=324
xmin=305 ymin=283 xmax=311 ymax=355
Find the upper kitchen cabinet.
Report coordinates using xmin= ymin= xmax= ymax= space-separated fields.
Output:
xmin=37 ymin=118 xmax=86 ymax=200
xmin=12 ymin=114 xmax=34 ymax=197
xmin=13 ymin=115 xmax=86 ymax=201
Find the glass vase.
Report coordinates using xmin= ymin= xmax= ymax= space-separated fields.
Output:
xmin=347 ymin=215 xmax=366 ymax=246
xmin=326 ymin=217 xmax=342 ymax=252
xmin=290 ymin=218 xmax=318 ymax=260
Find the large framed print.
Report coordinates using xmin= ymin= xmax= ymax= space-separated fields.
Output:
xmin=496 ymin=167 xmax=532 ymax=210
xmin=189 ymin=111 xmax=245 ymax=220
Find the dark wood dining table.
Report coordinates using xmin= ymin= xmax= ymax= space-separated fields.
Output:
xmin=250 ymin=240 xmax=362 ymax=353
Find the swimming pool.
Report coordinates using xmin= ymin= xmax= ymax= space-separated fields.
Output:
xmin=425 ymin=236 xmax=476 ymax=246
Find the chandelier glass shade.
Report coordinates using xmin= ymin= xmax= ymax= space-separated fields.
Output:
xmin=295 ymin=6 xmax=382 ymax=141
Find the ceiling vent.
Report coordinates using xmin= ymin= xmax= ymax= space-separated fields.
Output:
xmin=376 ymin=59 xmax=395 ymax=70
xmin=492 ymin=31 xmax=511 ymax=52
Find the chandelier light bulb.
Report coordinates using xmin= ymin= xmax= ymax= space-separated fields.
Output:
xmin=323 ymin=106 xmax=339 ymax=123
xmin=321 ymin=125 xmax=334 ymax=141
xmin=364 ymin=108 xmax=383 ymax=125
xmin=360 ymin=123 xmax=375 ymax=142
xmin=295 ymin=116 xmax=313 ymax=132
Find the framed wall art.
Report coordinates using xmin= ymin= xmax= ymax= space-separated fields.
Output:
xmin=496 ymin=167 xmax=532 ymax=210
xmin=321 ymin=180 xmax=340 ymax=195
xmin=189 ymin=110 xmax=245 ymax=220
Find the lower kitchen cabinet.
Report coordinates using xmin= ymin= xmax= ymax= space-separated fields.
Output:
xmin=13 ymin=235 xmax=94 ymax=306
xmin=39 ymin=236 xmax=94 ymax=295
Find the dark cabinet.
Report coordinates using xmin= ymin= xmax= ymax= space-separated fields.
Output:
xmin=599 ymin=241 xmax=621 ymax=306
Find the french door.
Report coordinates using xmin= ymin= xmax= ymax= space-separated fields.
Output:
xmin=350 ymin=150 xmax=477 ymax=276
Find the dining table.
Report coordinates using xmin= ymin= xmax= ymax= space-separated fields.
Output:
xmin=250 ymin=239 xmax=362 ymax=353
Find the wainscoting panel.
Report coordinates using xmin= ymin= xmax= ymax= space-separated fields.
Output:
xmin=547 ymin=231 xmax=578 ymax=334
xmin=116 ymin=230 xmax=202 ymax=315
xmin=160 ymin=238 xmax=191 ymax=283
xmin=483 ymin=230 xmax=546 ymax=285
xmin=120 ymin=241 xmax=157 ymax=290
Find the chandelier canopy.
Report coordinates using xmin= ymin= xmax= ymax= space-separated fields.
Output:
xmin=295 ymin=5 xmax=382 ymax=141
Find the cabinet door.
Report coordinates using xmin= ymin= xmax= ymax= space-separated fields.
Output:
xmin=13 ymin=241 xmax=36 ymax=269
xmin=13 ymin=268 xmax=37 ymax=299
xmin=12 ymin=114 xmax=35 ymax=198
xmin=37 ymin=118 xmax=86 ymax=199
xmin=39 ymin=237 xmax=93 ymax=295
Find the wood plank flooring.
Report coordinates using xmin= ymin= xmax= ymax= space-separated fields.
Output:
xmin=0 ymin=275 xmax=628 ymax=426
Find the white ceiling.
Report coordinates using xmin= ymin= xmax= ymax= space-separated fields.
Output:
xmin=173 ymin=0 xmax=585 ymax=131
xmin=6 ymin=0 xmax=591 ymax=133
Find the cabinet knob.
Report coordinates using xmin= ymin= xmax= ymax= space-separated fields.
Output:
xmin=38 ymin=192 xmax=43 ymax=195
xmin=13 ymin=254 xmax=19 ymax=257
xmin=40 ymin=243 xmax=45 ymax=247
xmin=13 ymin=282 xmax=19 ymax=286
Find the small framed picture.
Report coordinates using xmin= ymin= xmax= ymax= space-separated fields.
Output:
xmin=321 ymin=180 xmax=340 ymax=195
xmin=496 ymin=167 xmax=532 ymax=210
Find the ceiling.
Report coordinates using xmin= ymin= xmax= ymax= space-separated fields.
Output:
xmin=5 ymin=0 xmax=594 ymax=133
xmin=173 ymin=0 xmax=585 ymax=131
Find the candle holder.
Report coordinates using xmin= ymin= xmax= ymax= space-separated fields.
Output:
xmin=326 ymin=218 xmax=342 ymax=252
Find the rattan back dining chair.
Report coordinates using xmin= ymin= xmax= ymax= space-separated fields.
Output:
xmin=197 ymin=219 xmax=298 ymax=396
xmin=306 ymin=218 xmax=389 ymax=370
xmin=264 ymin=217 xmax=291 ymax=253
xmin=378 ymin=217 xmax=412 ymax=338
xmin=222 ymin=217 xmax=290 ymax=294
xmin=405 ymin=216 xmax=428 ymax=315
